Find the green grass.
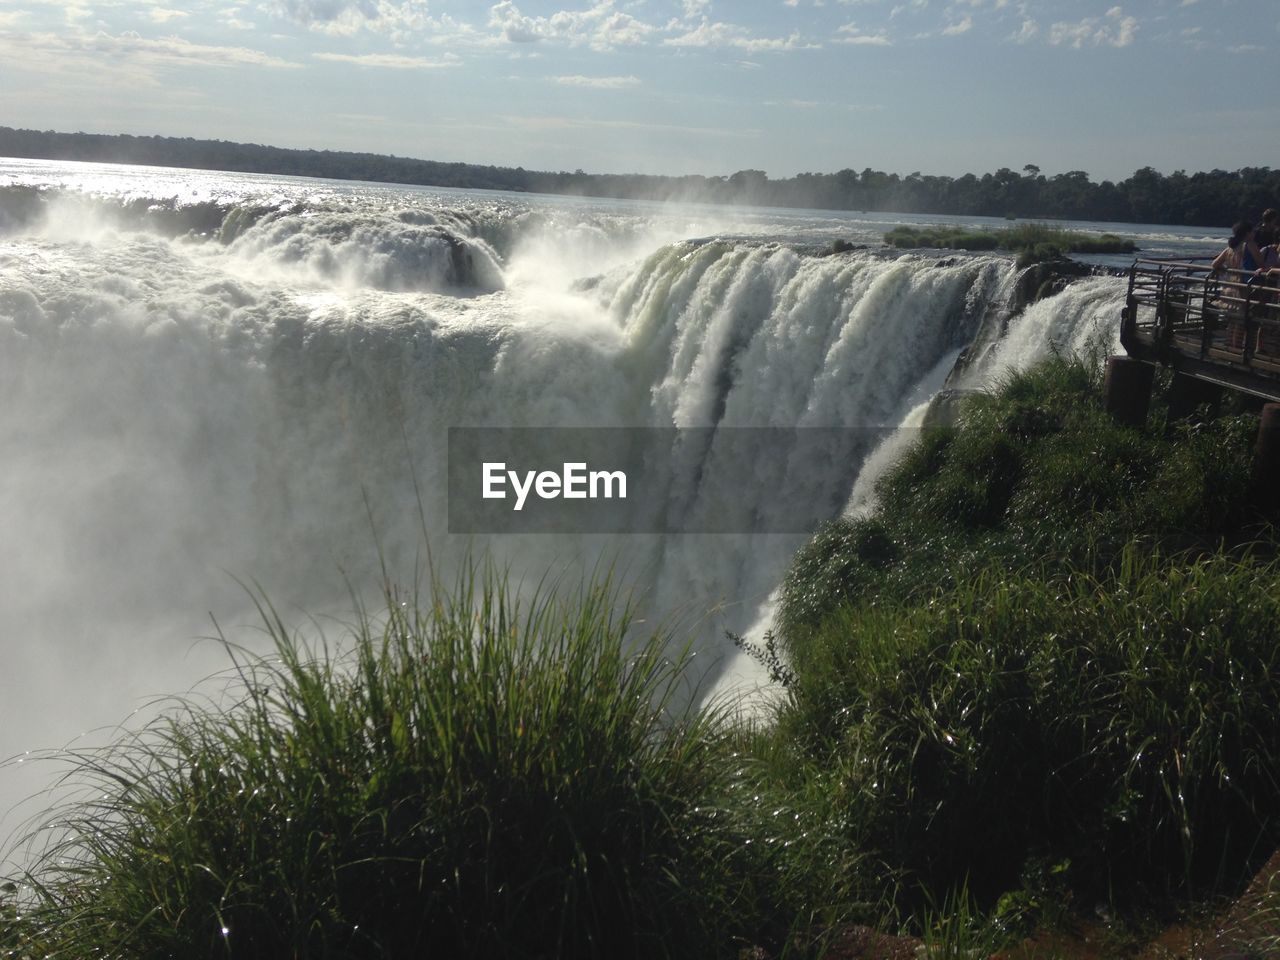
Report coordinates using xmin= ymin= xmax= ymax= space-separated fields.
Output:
xmin=777 ymin=550 xmax=1280 ymax=903
xmin=3 ymin=569 xmax=855 ymax=960
xmin=884 ymin=223 xmax=1137 ymax=266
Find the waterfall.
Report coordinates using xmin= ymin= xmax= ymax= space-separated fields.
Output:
xmin=0 ymin=166 xmax=1129 ymax=841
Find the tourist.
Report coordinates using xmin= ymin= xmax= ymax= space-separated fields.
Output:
xmin=1255 ymin=208 xmax=1279 ymax=248
xmin=1210 ymin=221 xmax=1263 ymax=279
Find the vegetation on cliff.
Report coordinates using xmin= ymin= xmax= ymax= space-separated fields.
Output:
xmin=771 ymin=357 xmax=1280 ymax=927
xmin=883 ymin=223 xmax=1137 ymax=266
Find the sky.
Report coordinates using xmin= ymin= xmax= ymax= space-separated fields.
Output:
xmin=0 ymin=0 xmax=1276 ymax=182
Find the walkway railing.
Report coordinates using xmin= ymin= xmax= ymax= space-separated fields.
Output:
xmin=1121 ymin=257 xmax=1280 ymax=400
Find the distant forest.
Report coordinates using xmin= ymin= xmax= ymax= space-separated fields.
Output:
xmin=2 ymin=125 xmax=1277 ymax=229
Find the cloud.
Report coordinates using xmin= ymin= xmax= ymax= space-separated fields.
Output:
xmin=0 ymin=27 xmax=300 ymax=89
xmin=312 ymin=51 xmax=461 ymax=67
xmin=1049 ymin=6 xmax=1137 ymax=48
xmin=664 ymin=19 xmax=808 ymax=51
xmin=61 ymin=30 xmax=301 ymax=67
xmin=835 ymin=22 xmax=890 ymax=45
xmin=488 ymin=0 xmax=542 ymax=41
xmin=551 ymin=73 xmax=640 ymax=88
xmin=941 ymin=15 xmax=971 ymax=36
xmin=1010 ymin=17 xmax=1037 ymax=42
xmin=274 ymin=0 xmax=433 ymax=38
xmin=488 ymin=1 xmax=655 ymax=51
xmin=147 ymin=9 xmax=189 ymax=23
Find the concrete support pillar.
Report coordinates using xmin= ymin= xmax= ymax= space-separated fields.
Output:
xmin=1165 ymin=372 xmax=1222 ymax=422
xmin=1253 ymin=404 xmax=1280 ymax=503
xmin=1103 ymin=356 xmax=1154 ymax=429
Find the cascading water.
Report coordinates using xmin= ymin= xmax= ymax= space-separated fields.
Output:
xmin=0 ymin=160 xmax=1130 ymax=847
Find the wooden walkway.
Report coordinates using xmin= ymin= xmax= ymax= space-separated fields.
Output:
xmin=1121 ymin=258 xmax=1280 ymax=401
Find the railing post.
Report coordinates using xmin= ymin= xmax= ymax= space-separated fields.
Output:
xmin=1244 ymin=284 xmax=1256 ymax=365
xmin=1254 ymin=404 xmax=1280 ymax=507
xmin=1166 ymin=372 xmax=1221 ymax=422
xmin=1104 ymin=356 xmax=1154 ymax=428
xmin=1200 ymin=270 xmax=1215 ymax=357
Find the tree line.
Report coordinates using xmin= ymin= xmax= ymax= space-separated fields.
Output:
xmin=2 ymin=125 xmax=1275 ymax=229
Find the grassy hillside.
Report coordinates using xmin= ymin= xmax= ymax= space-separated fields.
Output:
xmin=768 ymin=357 xmax=1280 ymax=917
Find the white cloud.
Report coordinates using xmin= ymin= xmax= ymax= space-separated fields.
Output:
xmin=147 ymin=9 xmax=189 ymax=23
xmin=488 ymin=0 xmax=542 ymax=41
xmin=1011 ymin=17 xmax=1037 ymax=42
xmin=942 ymin=15 xmax=971 ymax=35
xmin=218 ymin=6 xmax=255 ymax=30
xmin=312 ymin=51 xmax=461 ymax=67
xmin=0 ymin=27 xmax=301 ymax=87
xmin=78 ymin=30 xmax=302 ymax=67
xmin=665 ymin=19 xmax=807 ymax=51
xmin=835 ymin=21 xmax=889 ymax=45
xmin=274 ymin=0 xmax=433 ymax=39
xmin=551 ymin=73 xmax=640 ymax=87
xmin=1049 ymin=6 xmax=1137 ymax=48
xmin=488 ymin=1 xmax=655 ymax=51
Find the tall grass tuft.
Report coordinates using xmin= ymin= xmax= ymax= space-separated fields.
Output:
xmin=5 ymin=569 xmax=786 ymax=960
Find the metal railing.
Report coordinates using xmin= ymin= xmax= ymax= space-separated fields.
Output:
xmin=1121 ymin=257 xmax=1280 ymax=395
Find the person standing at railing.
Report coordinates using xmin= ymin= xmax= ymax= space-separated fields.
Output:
xmin=1208 ymin=222 xmax=1265 ymax=350
xmin=1255 ymin=242 xmax=1280 ymax=356
xmin=1255 ymin=209 xmax=1278 ymax=248
xmin=1259 ymin=218 xmax=1279 ymax=274
xmin=1210 ymin=221 xmax=1264 ymax=279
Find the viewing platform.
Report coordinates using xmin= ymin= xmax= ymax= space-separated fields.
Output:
xmin=1120 ymin=257 xmax=1280 ymax=401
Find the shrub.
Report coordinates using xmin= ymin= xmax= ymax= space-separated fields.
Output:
xmin=7 ymin=571 xmax=781 ymax=960
xmin=883 ymin=224 xmax=1137 ymax=264
xmin=780 ymin=551 xmax=1280 ymax=903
